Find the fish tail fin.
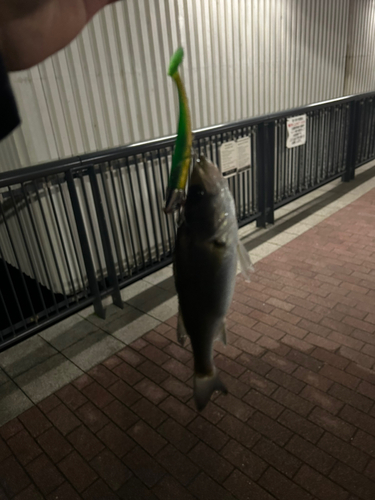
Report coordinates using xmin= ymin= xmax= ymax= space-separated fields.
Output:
xmin=194 ymin=370 xmax=228 ymax=411
xmin=237 ymin=239 xmax=254 ymax=282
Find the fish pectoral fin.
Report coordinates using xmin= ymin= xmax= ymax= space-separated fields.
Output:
xmin=237 ymin=239 xmax=254 ymax=282
xmin=194 ymin=369 xmax=228 ymax=411
xmin=216 ymin=321 xmax=227 ymax=346
xmin=177 ymin=309 xmax=188 ymax=346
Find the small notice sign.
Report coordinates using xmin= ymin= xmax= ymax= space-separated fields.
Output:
xmin=286 ymin=114 xmax=307 ymax=148
xmin=219 ymin=137 xmax=252 ymax=177
xmin=219 ymin=141 xmax=237 ymax=177
xmin=236 ymin=136 xmax=251 ymax=172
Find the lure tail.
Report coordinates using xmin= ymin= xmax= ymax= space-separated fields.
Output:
xmin=164 ymin=47 xmax=193 ymax=214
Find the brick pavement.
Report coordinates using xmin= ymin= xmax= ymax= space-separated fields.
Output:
xmin=1 ymin=190 xmax=375 ymax=499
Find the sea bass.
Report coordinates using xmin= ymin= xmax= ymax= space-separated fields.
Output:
xmin=173 ymin=155 xmax=252 ymax=410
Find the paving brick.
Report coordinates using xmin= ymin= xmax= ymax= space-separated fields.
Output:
xmin=217 ymin=414 xmax=260 ymax=449
xmin=295 ymin=464 xmax=348 ymax=500
xmin=138 ymin=360 xmax=169 ymax=384
xmin=144 ymin=330 xmax=171 ymax=349
xmin=287 ymin=349 xmax=323 ymax=372
xmin=329 ymin=462 xmax=375 ymax=500
xmin=97 ymin=422 xmax=135 ymax=458
xmin=219 ymin=371 xmax=250 ymax=398
xmin=67 ymin=425 xmax=104 ymax=461
xmin=346 ymin=363 xmax=375 ymax=385
xmin=364 ymin=459 xmax=375 ymax=482
xmin=47 ymin=404 xmax=80 ymax=436
xmin=0 ymin=456 xmax=31 ymax=497
xmin=103 ymin=400 xmax=138 ymax=431
xmin=221 ymin=439 xmax=267 ymax=480
xmin=82 ymin=479 xmax=119 ymax=500
xmin=248 ymin=411 xmax=292 ymax=446
xmin=352 ymin=430 xmax=375 ymax=458
xmin=215 ymin=393 xmax=254 ymax=422
xmin=57 ymin=451 xmax=97 ymax=492
xmin=87 ymin=365 xmax=119 ymax=388
xmin=54 ymin=384 xmax=88 ymax=412
xmin=90 ymin=449 xmax=131 ymax=491
xmin=243 ymin=389 xmax=284 ymax=418
xmin=278 ymin=408 xmax=324 ymax=443
xmin=319 ymin=364 xmax=359 ymax=390
xmin=134 ymin=378 xmax=168 ymax=405
xmin=301 ymin=385 xmax=343 ymax=414
xmin=128 ymin=420 xmax=167 ymax=456
xmin=340 ymin=405 xmax=375 ymax=437
xmin=240 ymin=370 xmax=278 ymax=395
xmin=339 ymin=346 xmax=374 ymax=369
xmin=0 ymin=437 xmax=11 ymax=462
xmin=102 ymin=354 xmax=123 ymax=370
xmin=357 ymin=380 xmax=375 ymax=401
xmin=72 ymin=373 xmax=93 ymax=391
xmin=46 ymin=482 xmax=82 ymax=500
xmin=253 ymin=436 xmax=302 ymax=478
xmin=224 ymin=469 xmax=274 ymax=500
xmin=312 ymin=347 xmax=350 ymax=370
xmin=108 ymin=379 xmax=141 ymax=407
xmin=259 ymin=466 xmax=314 ymax=500
xmin=26 ymin=454 xmax=64 ymax=495
xmin=153 ymin=474 xmax=196 ymax=500
xmin=37 ymin=395 xmax=60 ymax=414
xmin=272 ymin=386 xmax=314 ymax=416
xmin=113 ymin=361 xmax=144 ymax=385
xmin=262 ymin=351 xmax=297 ymax=373
xmin=158 ymin=418 xmax=198 ymax=454
xmin=214 ymin=354 xmax=247 ymax=378
xmin=159 ymin=396 xmax=196 ymax=426
xmin=237 ymin=353 xmax=273 ymax=376
xmin=7 ymin=430 xmax=42 ymax=466
xmin=15 ymin=484 xmax=44 ymax=500
xmin=286 ymin=434 xmax=335 ymax=474
xmin=156 ymin=444 xmax=199 ymax=485
xmin=36 ymin=427 xmax=72 ymax=463
xmin=123 ymin=446 xmax=165 ymax=487
xmin=116 ymin=348 xmax=147 ymax=371
xmin=309 ymin=407 xmax=355 ymax=441
xmin=82 ymin=381 xmax=115 ymax=409
xmin=328 ymin=383 xmax=373 ymax=413
xmin=266 ymin=367 xmax=305 ymax=394
xmin=189 ymin=472 xmax=236 ymax=500
xmin=117 ymin=476 xmax=157 ymax=500
xmin=318 ymin=432 xmax=369 ymax=473
xmin=233 ymin=337 xmax=265 ymax=357
xmin=76 ymin=402 xmax=109 ymax=433
xmin=18 ymin=407 xmax=51 ymax=438
xmin=188 ymin=441 xmax=233 ymax=483
xmin=140 ymin=344 xmax=170 ymax=366
xmin=188 ymin=416 xmax=229 ymax=451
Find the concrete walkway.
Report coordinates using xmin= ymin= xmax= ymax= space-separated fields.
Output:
xmin=0 ymin=163 xmax=375 ymax=498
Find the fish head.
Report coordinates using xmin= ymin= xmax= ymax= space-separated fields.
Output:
xmin=184 ymin=156 xmax=234 ymax=238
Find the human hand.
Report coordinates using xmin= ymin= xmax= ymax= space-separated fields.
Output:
xmin=0 ymin=0 xmax=118 ymax=71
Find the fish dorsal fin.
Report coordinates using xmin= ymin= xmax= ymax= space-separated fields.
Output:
xmin=216 ymin=321 xmax=227 ymax=346
xmin=177 ymin=308 xmax=188 ymax=346
xmin=237 ymin=239 xmax=254 ymax=282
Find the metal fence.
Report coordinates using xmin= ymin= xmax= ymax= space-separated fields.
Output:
xmin=0 ymin=91 xmax=374 ymax=351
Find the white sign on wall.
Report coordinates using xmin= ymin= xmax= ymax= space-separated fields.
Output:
xmin=286 ymin=114 xmax=307 ymax=148
xmin=219 ymin=137 xmax=252 ymax=177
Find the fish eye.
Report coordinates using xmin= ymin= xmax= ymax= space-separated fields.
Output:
xmin=188 ymin=185 xmax=205 ymax=201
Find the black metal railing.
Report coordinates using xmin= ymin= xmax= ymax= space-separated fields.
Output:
xmin=0 ymin=91 xmax=375 ymax=350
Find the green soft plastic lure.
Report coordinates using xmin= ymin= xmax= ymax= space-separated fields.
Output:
xmin=164 ymin=47 xmax=193 ymax=214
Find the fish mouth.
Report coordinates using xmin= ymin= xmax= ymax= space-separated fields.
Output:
xmin=164 ymin=188 xmax=185 ymax=214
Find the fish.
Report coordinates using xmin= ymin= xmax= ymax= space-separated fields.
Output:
xmin=173 ymin=155 xmax=253 ymax=410
xmin=164 ymin=47 xmax=193 ymax=214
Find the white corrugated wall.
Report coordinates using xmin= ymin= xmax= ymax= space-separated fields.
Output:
xmin=344 ymin=0 xmax=375 ymax=95
xmin=0 ymin=0 xmax=374 ymax=172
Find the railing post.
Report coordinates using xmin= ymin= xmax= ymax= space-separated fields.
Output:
xmin=256 ymin=122 xmax=275 ymax=227
xmin=88 ymin=165 xmax=123 ymax=310
xmin=343 ymin=100 xmax=360 ymax=182
xmin=66 ymin=170 xmax=106 ymax=319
